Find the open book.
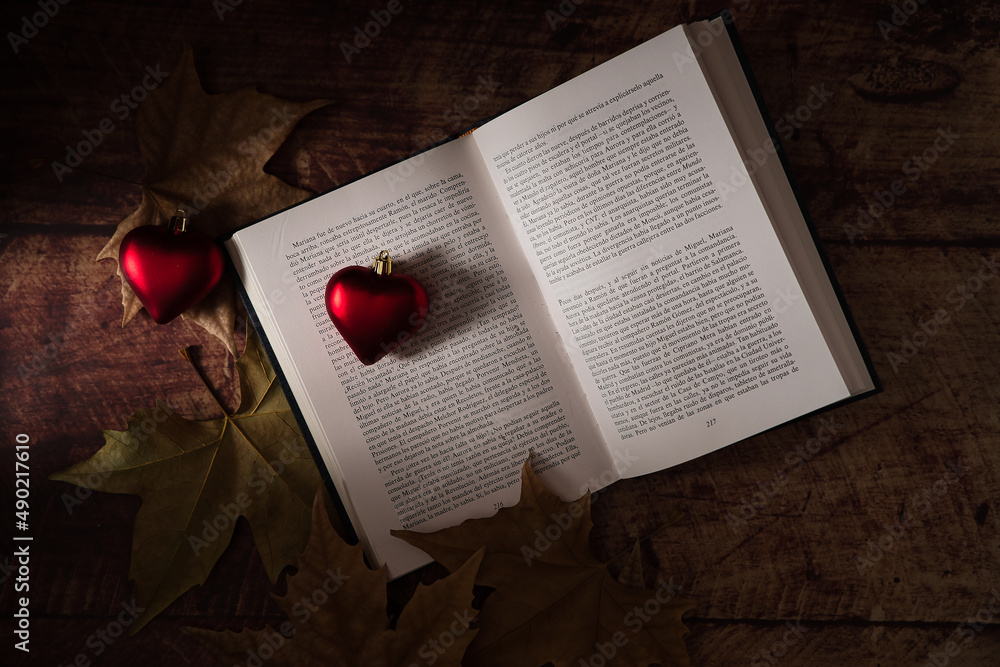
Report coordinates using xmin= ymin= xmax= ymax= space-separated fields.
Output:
xmin=225 ymin=15 xmax=877 ymax=577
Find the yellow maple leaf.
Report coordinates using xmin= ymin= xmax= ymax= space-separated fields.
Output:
xmin=188 ymin=493 xmax=484 ymax=667
xmin=50 ymin=326 xmax=322 ymax=633
xmin=95 ymin=45 xmax=328 ymax=355
xmin=394 ymin=459 xmax=695 ymax=667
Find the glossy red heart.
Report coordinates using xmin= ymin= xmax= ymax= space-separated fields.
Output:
xmin=325 ymin=265 xmax=429 ymax=365
xmin=119 ymin=225 xmax=225 ymax=324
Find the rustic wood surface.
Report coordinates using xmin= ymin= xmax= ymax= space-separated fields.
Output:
xmin=1 ymin=0 xmax=998 ymax=665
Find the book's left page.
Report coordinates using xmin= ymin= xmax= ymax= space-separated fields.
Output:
xmin=227 ymin=136 xmax=614 ymax=577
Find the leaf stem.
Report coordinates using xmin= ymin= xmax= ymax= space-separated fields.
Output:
xmin=179 ymin=347 xmax=228 ymax=416
xmin=73 ymin=165 xmax=143 ymax=187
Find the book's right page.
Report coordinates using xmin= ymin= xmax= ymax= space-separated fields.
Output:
xmin=689 ymin=17 xmax=877 ymax=398
xmin=472 ymin=25 xmax=851 ymax=478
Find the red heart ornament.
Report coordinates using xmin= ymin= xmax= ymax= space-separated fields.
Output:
xmin=325 ymin=252 xmax=429 ymax=365
xmin=119 ymin=210 xmax=225 ymax=324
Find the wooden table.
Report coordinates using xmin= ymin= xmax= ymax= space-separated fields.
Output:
xmin=2 ymin=0 xmax=998 ymax=664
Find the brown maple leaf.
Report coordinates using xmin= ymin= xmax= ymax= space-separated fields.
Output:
xmin=96 ymin=45 xmax=328 ymax=355
xmin=188 ymin=493 xmax=483 ymax=667
xmin=50 ymin=326 xmax=323 ymax=633
xmin=394 ymin=459 xmax=695 ymax=667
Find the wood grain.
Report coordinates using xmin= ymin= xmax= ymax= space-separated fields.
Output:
xmin=1 ymin=0 xmax=998 ymax=665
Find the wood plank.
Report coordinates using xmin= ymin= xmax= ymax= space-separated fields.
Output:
xmin=4 ymin=616 xmax=1000 ymax=666
xmin=685 ymin=621 xmax=1000 ymax=667
xmin=0 ymin=617 xmax=263 ymax=667
xmin=591 ymin=244 xmax=1000 ymax=622
xmin=0 ymin=232 xmax=261 ymax=619
xmin=728 ymin=1 xmax=1000 ymax=244
xmin=0 ymin=232 xmax=241 ymax=435
xmin=4 ymin=1 xmax=998 ymax=242
xmin=3 ymin=234 xmax=997 ymax=625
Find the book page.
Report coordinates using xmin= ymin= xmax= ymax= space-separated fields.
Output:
xmin=228 ymin=136 xmax=613 ymax=576
xmin=473 ymin=25 xmax=850 ymax=478
xmin=690 ymin=18 xmax=875 ymax=397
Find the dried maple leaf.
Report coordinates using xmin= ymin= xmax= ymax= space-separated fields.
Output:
xmin=394 ymin=460 xmax=695 ymax=667
xmin=96 ymin=45 xmax=328 ymax=355
xmin=50 ymin=326 xmax=322 ymax=633
xmin=188 ymin=493 xmax=483 ymax=667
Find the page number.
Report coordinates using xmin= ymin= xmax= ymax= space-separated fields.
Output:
xmin=493 ymin=501 xmax=504 ymax=510
xmin=706 ymin=418 xmax=717 ymax=427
